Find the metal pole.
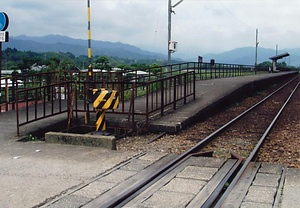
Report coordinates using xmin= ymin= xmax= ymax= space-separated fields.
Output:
xmin=255 ymin=29 xmax=259 ymax=67
xmin=167 ymin=0 xmax=184 ymax=67
xmin=86 ymin=0 xmax=93 ymax=124
xmin=87 ymin=0 xmax=93 ymax=81
xmin=168 ymin=0 xmax=172 ymax=66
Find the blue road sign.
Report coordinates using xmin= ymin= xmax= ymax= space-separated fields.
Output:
xmin=0 ymin=12 xmax=9 ymax=31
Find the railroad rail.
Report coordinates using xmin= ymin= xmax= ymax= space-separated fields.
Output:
xmin=82 ymin=75 xmax=300 ymax=207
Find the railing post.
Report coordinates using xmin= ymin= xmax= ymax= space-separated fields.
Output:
xmin=173 ymin=76 xmax=177 ymax=110
xmin=161 ymin=79 xmax=164 ymax=116
xmin=11 ymin=75 xmax=16 ymax=110
xmin=184 ymin=73 xmax=187 ymax=104
xmin=199 ymin=62 xmax=202 ymax=80
xmin=16 ymin=86 xmax=20 ymax=136
xmin=193 ymin=71 xmax=196 ymax=100
xmin=146 ymin=83 xmax=149 ymax=129
xmin=132 ymin=83 xmax=135 ymax=128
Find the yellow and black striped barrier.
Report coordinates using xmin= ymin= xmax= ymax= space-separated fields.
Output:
xmin=92 ymin=88 xmax=119 ymax=131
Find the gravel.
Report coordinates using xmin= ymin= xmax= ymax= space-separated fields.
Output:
xmin=117 ymin=77 xmax=300 ymax=168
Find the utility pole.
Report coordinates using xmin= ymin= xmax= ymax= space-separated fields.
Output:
xmin=168 ymin=0 xmax=172 ymax=66
xmin=255 ymin=29 xmax=259 ymax=67
xmin=87 ymin=0 xmax=93 ymax=81
xmin=168 ymin=0 xmax=184 ymax=66
xmin=86 ymin=0 xmax=93 ymax=124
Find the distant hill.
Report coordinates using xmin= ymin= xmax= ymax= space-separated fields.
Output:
xmin=3 ymin=35 xmax=300 ymax=66
xmin=202 ymin=47 xmax=300 ymax=67
xmin=3 ymin=35 xmax=166 ymax=60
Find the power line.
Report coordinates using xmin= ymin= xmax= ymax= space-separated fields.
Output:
xmin=217 ymin=1 xmax=255 ymax=30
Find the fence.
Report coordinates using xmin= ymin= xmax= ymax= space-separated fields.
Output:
xmin=13 ymin=70 xmax=195 ymax=134
xmin=2 ymin=61 xmax=265 ymax=134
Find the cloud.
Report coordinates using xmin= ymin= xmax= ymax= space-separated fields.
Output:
xmin=2 ymin=0 xmax=300 ymax=60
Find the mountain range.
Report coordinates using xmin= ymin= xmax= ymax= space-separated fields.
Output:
xmin=3 ymin=35 xmax=300 ymax=66
xmin=4 ymin=35 xmax=165 ymax=60
xmin=202 ymin=47 xmax=300 ymax=67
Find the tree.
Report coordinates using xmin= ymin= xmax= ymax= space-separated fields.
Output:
xmin=45 ymin=57 xmax=60 ymax=72
xmin=258 ymin=61 xmax=272 ymax=68
xmin=59 ymin=58 xmax=76 ymax=71
xmin=94 ymin=56 xmax=112 ymax=71
xmin=150 ymin=63 xmax=162 ymax=75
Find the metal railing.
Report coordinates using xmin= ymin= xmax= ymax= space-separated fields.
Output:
xmin=15 ymin=81 xmax=73 ymax=135
xmin=71 ymin=70 xmax=196 ymax=131
xmin=2 ymin=62 xmax=261 ymax=113
xmin=8 ymin=61 xmax=269 ymax=134
xmin=1 ymin=71 xmax=60 ymax=112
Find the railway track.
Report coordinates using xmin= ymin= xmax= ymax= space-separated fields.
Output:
xmin=82 ymin=75 xmax=300 ymax=208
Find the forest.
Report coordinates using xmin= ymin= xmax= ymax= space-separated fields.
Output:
xmin=1 ymin=48 xmax=298 ymax=77
xmin=1 ymin=48 xmax=166 ymax=75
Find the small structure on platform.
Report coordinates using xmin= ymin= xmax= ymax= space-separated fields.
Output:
xmin=269 ymin=52 xmax=290 ymax=72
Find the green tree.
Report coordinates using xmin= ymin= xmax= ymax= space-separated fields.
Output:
xmin=59 ymin=58 xmax=76 ymax=71
xmin=94 ymin=56 xmax=112 ymax=71
xmin=46 ymin=57 xmax=60 ymax=72
xmin=258 ymin=61 xmax=272 ymax=68
xmin=150 ymin=63 xmax=162 ymax=75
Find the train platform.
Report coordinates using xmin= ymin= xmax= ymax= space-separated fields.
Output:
xmin=0 ymin=72 xmax=299 ymax=207
xmin=147 ymin=71 xmax=298 ymax=133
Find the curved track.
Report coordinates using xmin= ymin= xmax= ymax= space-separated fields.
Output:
xmin=85 ymin=75 xmax=300 ymax=208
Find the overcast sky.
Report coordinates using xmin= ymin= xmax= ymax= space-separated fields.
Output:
xmin=2 ymin=0 xmax=300 ymax=59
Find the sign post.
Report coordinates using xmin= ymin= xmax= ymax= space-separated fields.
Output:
xmin=0 ymin=12 xmax=9 ymax=112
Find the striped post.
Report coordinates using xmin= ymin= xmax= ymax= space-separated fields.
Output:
xmin=87 ymin=0 xmax=93 ymax=81
xmin=92 ymin=89 xmax=120 ymax=132
xmin=85 ymin=0 xmax=93 ymax=125
xmin=95 ymin=110 xmax=106 ymax=131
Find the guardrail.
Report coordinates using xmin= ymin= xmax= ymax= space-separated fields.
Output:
xmin=15 ymin=81 xmax=72 ymax=135
xmin=7 ymin=61 xmax=269 ymax=134
xmin=2 ymin=62 xmax=261 ymax=113
xmin=72 ymin=70 xmax=196 ymax=132
xmin=14 ymin=70 xmax=196 ymax=134
xmin=1 ymin=71 xmax=59 ymax=112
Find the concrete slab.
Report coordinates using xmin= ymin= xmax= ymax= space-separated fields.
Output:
xmin=0 ymin=141 xmax=136 ymax=208
xmin=47 ymin=195 xmax=91 ymax=208
xmin=45 ymin=131 xmax=116 ymax=150
xmin=244 ymin=186 xmax=277 ymax=204
xmin=138 ymin=152 xmax=168 ymax=162
xmin=177 ymin=166 xmax=219 ymax=181
xmin=120 ymin=158 xmax=153 ymax=172
xmin=160 ymin=178 xmax=207 ymax=195
xmin=281 ymin=168 xmax=300 ymax=208
xmin=284 ymin=168 xmax=300 ymax=186
xmin=259 ymin=163 xmax=283 ymax=175
xmin=240 ymin=201 xmax=272 ymax=208
xmin=99 ymin=169 xmax=137 ymax=184
xmin=252 ymin=173 xmax=280 ymax=187
xmin=141 ymin=190 xmax=194 ymax=208
xmin=72 ymin=181 xmax=115 ymax=199
xmin=185 ymin=156 xmax=226 ymax=168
